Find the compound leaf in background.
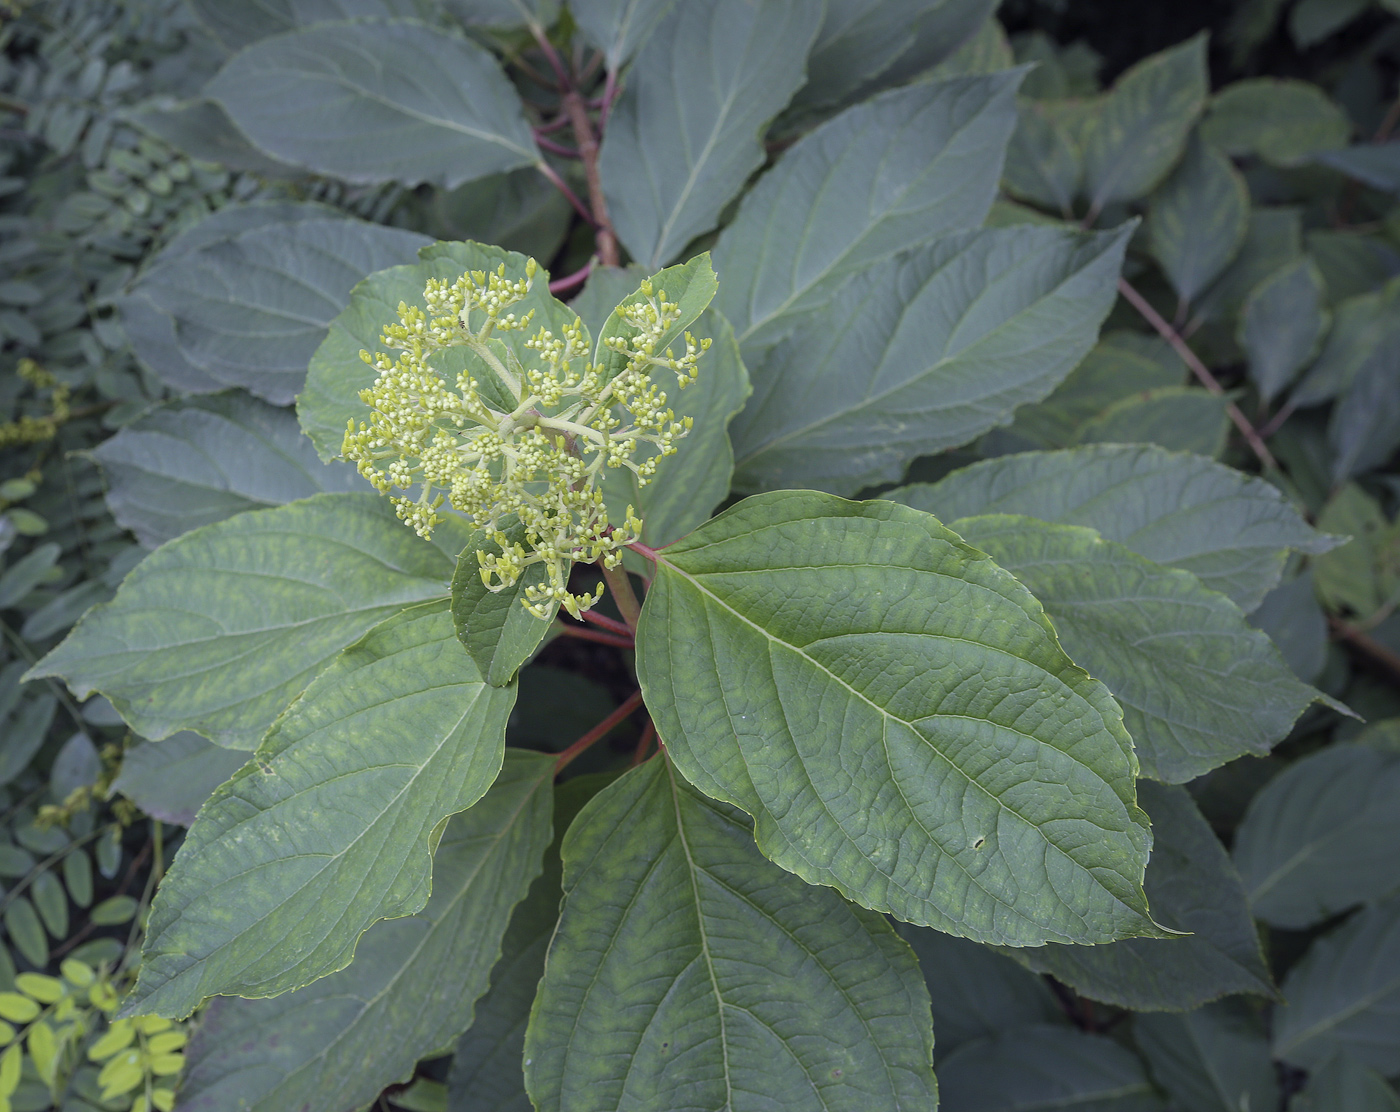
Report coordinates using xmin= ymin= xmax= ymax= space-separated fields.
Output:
xmin=1240 ymin=257 xmax=1330 ymax=403
xmin=894 ymin=444 xmax=1337 ymax=610
xmin=1081 ymin=34 xmax=1208 ymax=210
xmin=1147 ymin=134 xmax=1250 ymax=306
xmin=91 ymin=392 xmax=365 ymax=549
xmin=1233 ymin=744 xmax=1400 ymax=928
xmin=126 ymin=215 xmax=429 ymax=404
xmin=569 ymin=0 xmax=675 ymax=68
xmin=127 ymin=602 xmax=515 ymax=1018
xmin=729 ymin=223 xmax=1131 ymax=495
xmin=1134 ymin=1000 xmax=1280 ymax=1112
xmin=951 ymin=515 xmax=1321 ymax=783
xmin=28 ymin=493 xmax=463 ymax=749
xmin=636 ymin=492 xmax=1160 ymax=946
xmin=1199 ymin=78 xmax=1352 ymax=166
xmin=522 ymin=757 xmax=938 ymax=1111
xmin=599 ymin=0 xmax=822 ymax=268
xmin=207 ymin=19 xmax=539 ymax=187
xmin=999 ymin=782 xmax=1274 ymax=1009
xmin=714 ymin=72 xmax=1022 ymax=357
xmin=1273 ymin=894 xmax=1400 ymax=1073
xmin=177 ymin=751 xmax=553 ymax=1112
xmin=937 ymin=1024 xmax=1164 ymax=1112
xmin=1072 ymin=386 xmax=1232 ymax=458
xmin=110 ymin=733 xmax=250 ymax=826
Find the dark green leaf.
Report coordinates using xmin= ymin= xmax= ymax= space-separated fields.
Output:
xmin=1134 ymin=1000 xmax=1279 ymax=1112
xmin=1330 ymin=340 xmax=1400 ymax=482
xmin=1315 ymin=141 xmax=1400 ymax=194
xmin=1074 ymin=386 xmax=1232 ymax=458
xmin=110 ymin=733 xmax=249 ymax=826
xmin=0 ymin=543 xmax=60 ymax=608
xmin=419 ymin=168 xmax=572 ymax=264
xmin=1197 ymin=206 xmax=1304 ymax=323
xmin=635 ymin=491 xmax=1159 ymax=945
xmin=1249 ymin=571 xmax=1328 ymax=684
xmin=1147 ymin=134 xmax=1250 ymax=305
xmin=62 ymin=850 xmax=92 ymax=910
xmin=0 ymin=695 xmax=56 ymax=788
xmin=569 ymin=0 xmax=675 ymax=68
xmin=1313 ymin=484 xmax=1400 ymax=620
xmin=177 ymin=751 xmax=553 ymax=1112
xmin=1295 ymin=280 xmax=1400 ymax=407
xmin=127 ymin=602 xmax=514 ymax=1018
xmin=187 ymin=0 xmax=425 ymax=51
xmin=30 ymin=871 xmax=67 ymax=940
xmin=1233 ymin=744 xmax=1400 ymax=928
xmin=207 ymin=19 xmax=539 ymax=187
xmin=1200 ymin=78 xmax=1352 ymax=165
xmin=1307 ymin=229 xmax=1400 ymax=305
xmin=4 ymin=898 xmax=47 ymax=967
xmin=1240 ymin=257 xmax=1330 ymax=403
xmin=598 ymin=0 xmax=822 ymax=268
xmin=50 ymin=733 xmax=101 ymax=799
xmin=1002 ymin=99 xmax=1089 ymax=216
xmin=730 ymin=224 xmax=1132 ymax=495
xmin=28 ymin=493 xmax=462 ymax=750
xmin=126 ymin=98 xmax=301 ymax=177
xmin=1290 ymin=0 xmax=1370 ymax=46
xmin=522 ymin=756 xmax=939 ymax=1110
xmin=451 ymin=517 xmax=552 ymax=688
xmin=1293 ymin=1053 xmax=1400 ymax=1112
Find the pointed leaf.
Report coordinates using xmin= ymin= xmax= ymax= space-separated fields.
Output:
xmin=1314 ymin=141 xmax=1400 ymax=194
xmin=1197 ymin=206 xmax=1304 ymax=323
xmin=1273 ymin=893 xmax=1400 ymax=1072
xmin=1234 ymin=744 xmax=1400 ymax=929
xmin=111 ymin=734 xmax=249 ymax=827
xmin=451 ymin=516 xmax=552 ymax=688
xmin=951 ymin=515 xmax=1321 ymax=782
xmin=522 ymin=757 xmax=938 ymax=1110
xmin=1002 ymin=99 xmax=1088 ymax=216
xmin=635 ymin=491 xmax=1159 ymax=945
xmin=1200 ymin=78 xmax=1352 ymax=166
xmin=1134 ymin=1000 xmax=1279 ymax=1112
xmin=714 ymin=72 xmax=1022 ymax=355
xmin=91 ymin=393 xmax=365 ymax=549
xmin=598 ymin=0 xmax=822 ymax=268
xmin=27 ymin=493 xmax=462 ymax=749
xmin=1249 ymin=570 xmax=1328 ymax=684
xmin=178 ymin=751 xmax=553 ymax=1112
xmin=891 ymin=443 xmax=1337 ymax=610
xmin=207 ymin=19 xmax=539 ymax=187
xmin=1240 ymin=257 xmax=1330 ymax=403
xmin=1147 ymin=134 xmax=1250 ymax=305
xmin=127 ymin=98 xmax=302 ymax=177
xmin=569 ymin=0 xmax=675 ymax=68
xmin=1329 ymin=338 xmax=1400 ymax=483
xmin=127 ymin=602 xmax=515 ymax=1018
xmin=729 ymin=224 xmax=1132 ymax=496
xmin=1075 ymin=386 xmax=1232 ymax=458
xmin=999 ymin=783 xmax=1274 ymax=1010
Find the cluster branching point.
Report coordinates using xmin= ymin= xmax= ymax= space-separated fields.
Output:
xmin=342 ymin=261 xmax=710 ymax=620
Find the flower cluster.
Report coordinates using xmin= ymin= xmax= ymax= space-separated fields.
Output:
xmin=342 ymin=260 xmax=710 ymax=619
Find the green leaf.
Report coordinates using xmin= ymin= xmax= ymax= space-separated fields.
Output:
xmin=1074 ymin=386 xmax=1232 ymax=458
xmin=417 ymin=168 xmax=572 ymax=264
xmin=1295 ymin=279 xmax=1400 ymax=407
xmin=598 ymin=0 xmax=822 ymax=268
xmin=1240 ymin=257 xmax=1330 ymax=403
xmin=177 ymin=751 xmax=553 ymax=1112
xmin=91 ymin=393 xmax=365 ymax=549
xmin=126 ymin=215 xmax=429 ymax=404
xmin=1313 ymin=484 xmax=1400 ymax=619
xmin=522 ymin=756 xmax=939 ymax=1110
xmin=207 ymin=19 xmax=539 ymax=187
xmin=1249 ymin=571 xmax=1328 ymax=684
xmin=187 ymin=0 xmax=426 ymax=51
xmin=1314 ymin=141 xmax=1400 ymax=194
xmin=1290 ymin=0 xmax=1370 ymax=46
xmin=1197 ymin=206 xmax=1304 ymax=323
xmin=951 ymin=516 xmax=1321 ymax=783
xmin=1293 ymin=1053 xmax=1400 ymax=1112
xmin=600 ymin=307 xmax=750 ymax=548
xmin=729 ymin=224 xmax=1132 ymax=496
xmin=110 ymin=733 xmax=249 ymax=826
xmin=299 ymin=240 xmax=582 ymax=460
xmin=1002 ymin=99 xmax=1089 ymax=216
xmin=0 ymin=543 xmax=60 ymax=609
xmin=127 ymin=98 xmax=302 ymax=177
xmin=1330 ymin=338 xmax=1400 ymax=482
xmin=4 ymin=899 xmax=47 ymax=968
xmin=714 ymin=72 xmax=1023 ymax=356
xmin=1273 ymin=893 xmax=1400 ymax=1072
xmin=30 ymin=871 xmax=67 ymax=940
xmin=0 ymin=695 xmax=57 ymax=788
xmin=1147 ymin=134 xmax=1250 ymax=305
xmin=1308 ymin=229 xmax=1400 ymax=305
xmin=1200 ymin=78 xmax=1352 ymax=166
xmin=998 ymin=782 xmax=1274 ymax=1009
xmin=1233 ymin=744 xmax=1400 ymax=928
xmin=127 ymin=602 xmax=514 ymax=1019
xmin=635 ymin=491 xmax=1159 ymax=945
xmin=28 ymin=493 xmax=461 ymax=749
xmin=1134 ymin=1000 xmax=1280 ymax=1112
xmin=1081 ymin=34 xmax=1208 ymax=210
xmin=892 ymin=443 xmax=1336 ymax=610
xmin=938 ymin=1024 xmax=1163 ymax=1112
xmin=897 ymin=925 xmax=1063 ymax=1060
xmin=926 ymin=15 xmax=1016 ymax=80
xmin=589 ymin=254 xmax=715 ymax=384
xmin=450 ymin=516 xmax=552 ymax=688
xmin=569 ymin=0 xmax=675 ymax=68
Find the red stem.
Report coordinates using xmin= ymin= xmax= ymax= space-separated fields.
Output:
xmin=580 ymin=608 xmax=631 ymax=637
xmin=628 ymin=541 xmax=660 ymax=564
xmin=632 ymin=719 xmax=656 ymax=766
xmin=549 ymin=261 xmax=593 ymax=296
xmin=534 ymin=133 xmax=582 ymax=159
xmin=536 ymin=161 xmax=596 ymax=226
xmin=555 ymin=622 xmax=633 ymax=649
xmin=599 ymin=69 xmax=618 ymax=130
xmin=555 ymin=690 xmax=645 ymax=772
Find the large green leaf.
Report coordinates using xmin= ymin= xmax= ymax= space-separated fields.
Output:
xmin=999 ymin=783 xmax=1274 ymax=1010
xmin=897 ymin=925 xmax=1063 ymax=1060
xmin=1293 ymin=1053 xmax=1400 ymax=1112
xmin=110 ymin=733 xmax=248 ymax=826
xmin=27 ymin=493 xmax=463 ymax=749
xmin=951 ymin=515 xmax=1320 ymax=783
xmin=1081 ymin=35 xmax=1208 ymax=209
xmin=729 ymin=224 xmax=1132 ymax=496
xmin=598 ymin=0 xmax=822 ymax=268
xmin=91 ymin=393 xmax=364 ymax=549
xmin=126 ymin=602 xmax=515 ymax=1018
xmin=569 ymin=0 xmax=675 ymax=68
xmin=177 ymin=751 xmax=553 ymax=1112
xmin=1134 ymin=1001 xmax=1280 ymax=1112
xmin=635 ymin=491 xmax=1159 ymax=945
xmin=1273 ymin=894 xmax=1400 ymax=1073
xmin=299 ymin=240 xmax=582 ymax=460
xmin=937 ymin=1025 xmax=1163 ymax=1112
xmin=1146 ymin=134 xmax=1250 ymax=306
xmin=713 ymin=72 xmax=1022 ymax=356
xmin=522 ymin=756 xmax=938 ymax=1110
xmin=125 ymin=215 xmax=429 ymax=404
xmin=1233 ymin=744 xmax=1400 ymax=929
xmin=187 ymin=0 xmax=426 ymax=51
xmin=892 ymin=444 xmax=1337 ymax=610
xmin=1240 ymin=256 xmax=1330 ymax=404
xmin=1073 ymin=386 xmax=1231 ymax=459
xmin=1200 ymin=78 xmax=1352 ymax=166
xmin=207 ymin=19 xmax=539 ymax=187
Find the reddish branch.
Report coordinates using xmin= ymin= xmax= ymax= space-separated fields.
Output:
xmin=562 ymin=87 xmax=619 ymax=265
xmin=632 ymin=719 xmax=657 ymax=766
xmin=555 ymin=689 xmax=646 ymax=772
xmin=1330 ymin=617 xmax=1400 ymax=685
xmin=555 ymin=622 xmax=633 ymax=649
